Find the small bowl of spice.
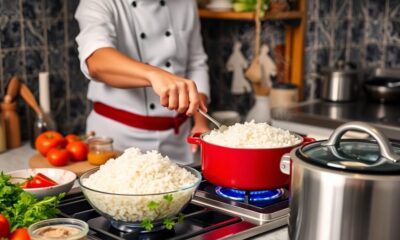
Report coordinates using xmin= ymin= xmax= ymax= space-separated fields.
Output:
xmin=28 ymin=218 xmax=88 ymax=240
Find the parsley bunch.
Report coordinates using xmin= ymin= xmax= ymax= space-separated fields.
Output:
xmin=141 ymin=194 xmax=185 ymax=231
xmin=0 ymin=172 xmax=64 ymax=232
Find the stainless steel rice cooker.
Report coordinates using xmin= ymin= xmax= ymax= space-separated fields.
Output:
xmin=280 ymin=121 xmax=400 ymax=240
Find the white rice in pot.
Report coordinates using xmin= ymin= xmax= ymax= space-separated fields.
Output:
xmin=203 ymin=121 xmax=301 ymax=148
xmin=81 ymin=148 xmax=199 ymax=222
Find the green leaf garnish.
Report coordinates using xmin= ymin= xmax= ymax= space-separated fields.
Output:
xmin=163 ymin=194 xmax=173 ymax=203
xmin=177 ymin=213 xmax=184 ymax=224
xmin=163 ymin=217 xmax=175 ymax=230
xmin=147 ymin=200 xmax=159 ymax=210
xmin=0 ymin=172 xmax=64 ymax=232
xmin=141 ymin=218 xmax=154 ymax=231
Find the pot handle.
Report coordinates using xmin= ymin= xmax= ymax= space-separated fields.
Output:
xmin=187 ymin=132 xmax=203 ymax=145
xmin=280 ymin=153 xmax=291 ymax=175
xmin=302 ymin=136 xmax=316 ymax=144
xmin=321 ymin=121 xmax=400 ymax=164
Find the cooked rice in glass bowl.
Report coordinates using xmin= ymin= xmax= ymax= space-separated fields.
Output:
xmin=78 ymin=148 xmax=201 ymax=232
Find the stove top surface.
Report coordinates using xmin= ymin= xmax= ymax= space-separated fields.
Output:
xmin=59 ymin=182 xmax=288 ymax=240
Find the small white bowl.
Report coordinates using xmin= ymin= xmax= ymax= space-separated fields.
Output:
xmin=7 ymin=168 xmax=76 ymax=199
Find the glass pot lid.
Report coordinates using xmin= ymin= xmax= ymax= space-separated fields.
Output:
xmin=297 ymin=122 xmax=400 ymax=174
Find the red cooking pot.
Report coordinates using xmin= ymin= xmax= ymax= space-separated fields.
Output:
xmin=188 ymin=132 xmax=314 ymax=190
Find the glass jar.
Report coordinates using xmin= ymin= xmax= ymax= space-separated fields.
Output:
xmin=28 ymin=218 xmax=88 ymax=240
xmin=87 ymin=136 xmax=114 ymax=165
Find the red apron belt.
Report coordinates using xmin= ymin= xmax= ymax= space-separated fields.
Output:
xmin=93 ymin=102 xmax=188 ymax=134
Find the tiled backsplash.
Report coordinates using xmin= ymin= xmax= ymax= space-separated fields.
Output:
xmin=0 ymin=0 xmax=87 ymax=138
xmin=304 ymin=0 xmax=400 ymax=100
xmin=0 ymin=0 xmax=399 ymax=137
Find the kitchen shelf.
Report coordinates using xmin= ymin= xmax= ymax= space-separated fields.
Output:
xmin=198 ymin=9 xmax=303 ymax=21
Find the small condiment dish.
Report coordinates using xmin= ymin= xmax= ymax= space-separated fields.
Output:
xmin=7 ymin=168 xmax=76 ymax=199
xmin=28 ymin=218 xmax=88 ymax=240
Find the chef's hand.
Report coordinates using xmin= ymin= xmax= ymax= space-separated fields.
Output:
xmin=147 ymin=70 xmax=207 ymax=116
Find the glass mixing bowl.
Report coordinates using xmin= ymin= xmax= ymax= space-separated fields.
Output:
xmin=78 ymin=166 xmax=201 ymax=232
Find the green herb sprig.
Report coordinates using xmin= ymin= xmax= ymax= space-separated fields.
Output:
xmin=0 ymin=172 xmax=64 ymax=232
xmin=140 ymin=194 xmax=185 ymax=231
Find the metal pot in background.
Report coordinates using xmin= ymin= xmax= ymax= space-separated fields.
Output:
xmin=363 ymin=68 xmax=400 ymax=103
xmin=280 ymin=122 xmax=400 ymax=240
xmin=320 ymin=61 xmax=360 ymax=102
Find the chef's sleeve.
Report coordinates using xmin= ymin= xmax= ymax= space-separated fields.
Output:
xmin=186 ymin=2 xmax=210 ymax=100
xmin=75 ymin=0 xmax=116 ymax=81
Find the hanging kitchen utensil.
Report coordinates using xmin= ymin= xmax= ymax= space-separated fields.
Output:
xmin=4 ymin=76 xmax=20 ymax=104
xmin=19 ymin=83 xmax=51 ymax=144
xmin=280 ymin=121 xmax=400 ymax=240
xmin=244 ymin=0 xmax=262 ymax=84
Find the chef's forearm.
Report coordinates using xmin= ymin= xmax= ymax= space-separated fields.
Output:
xmin=86 ymin=47 xmax=157 ymax=88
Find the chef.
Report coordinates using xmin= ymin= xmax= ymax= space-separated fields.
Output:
xmin=75 ymin=0 xmax=210 ymax=165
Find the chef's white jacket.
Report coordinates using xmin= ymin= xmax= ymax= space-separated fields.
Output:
xmin=75 ymin=0 xmax=210 ymax=164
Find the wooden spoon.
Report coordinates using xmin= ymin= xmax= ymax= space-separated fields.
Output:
xmin=19 ymin=83 xmax=44 ymax=117
xmin=4 ymin=76 xmax=20 ymax=103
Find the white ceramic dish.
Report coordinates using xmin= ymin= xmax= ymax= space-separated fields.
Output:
xmin=8 ymin=168 xmax=76 ymax=199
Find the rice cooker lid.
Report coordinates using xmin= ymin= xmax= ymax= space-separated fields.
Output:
xmin=297 ymin=122 xmax=400 ymax=174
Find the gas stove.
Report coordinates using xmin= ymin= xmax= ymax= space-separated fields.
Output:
xmin=59 ymin=182 xmax=288 ymax=240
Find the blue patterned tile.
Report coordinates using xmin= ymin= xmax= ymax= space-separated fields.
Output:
xmin=307 ymin=0 xmax=317 ymax=20
xmin=2 ymin=51 xmax=24 ymax=81
xmin=366 ymin=19 xmax=384 ymax=42
xmin=25 ymin=50 xmax=45 ymax=76
xmin=335 ymin=0 xmax=350 ymax=18
xmin=334 ymin=20 xmax=349 ymax=47
xmin=0 ymin=0 xmax=20 ymax=19
xmin=68 ymin=46 xmax=80 ymax=74
xmin=24 ymin=20 xmax=45 ymax=47
xmin=68 ymin=0 xmax=80 ymax=19
xmin=45 ymin=0 xmax=64 ymax=18
xmin=22 ymin=0 xmax=43 ymax=20
xmin=316 ymin=48 xmax=330 ymax=70
xmin=306 ymin=21 xmax=316 ymax=49
xmin=332 ymin=48 xmax=346 ymax=63
xmin=387 ymin=20 xmax=400 ymax=44
xmin=68 ymin=18 xmax=79 ymax=45
xmin=68 ymin=95 xmax=88 ymax=134
xmin=48 ymin=48 xmax=66 ymax=73
xmin=318 ymin=0 xmax=332 ymax=18
xmin=1 ymin=20 xmax=21 ymax=48
xmin=317 ymin=19 xmax=334 ymax=48
xmin=389 ymin=0 xmax=400 ymax=20
xmin=352 ymin=0 xmax=367 ymax=18
xmin=304 ymin=49 xmax=317 ymax=74
xmin=69 ymin=70 xmax=88 ymax=93
xmin=49 ymin=72 xmax=67 ymax=127
xmin=47 ymin=18 xmax=65 ymax=49
xmin=350 ymin=48 xmax=362 ymax=64
xmin=367 ymin=0 xmax=385 ymax=20
xmin=25 ymin=74 xmax=39 ymax=98
xmin=385 ymin=45 xmax=400 ymax=68
xmin=365 ymin=44 xmax=383 ymax=67
xmin=351 ymin=19 xmax=365 ymax=45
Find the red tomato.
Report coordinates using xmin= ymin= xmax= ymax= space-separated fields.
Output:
xmin=66 ymin=141 xmax=88 ymax=161
xmin=27 ymin=173 xmax=57 ymax=188
xmin=0 ymin=214 xmax=10 ymax=238
xmin=35 ymin=131 xmax=65 ymax=157
xmin=65 ymin=134 xmax=80 ymax=143
xmin=47 ymin=148 xmax=70 ymax=166
xmin=9 ymin=228 xmax=31 ymax=240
